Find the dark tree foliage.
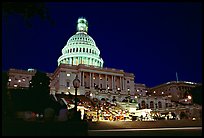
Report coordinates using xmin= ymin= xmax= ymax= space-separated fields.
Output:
xmin=189 ymin=85 xmax=202 ymax=105
xmin=9 ymin=89 xmax=30 ymax=111
xmin=2 ymin=72 xmax=9 ymax=117
xmin=28 ymin=71 xmax=51 ymax=113
xmin=2 ymin=2 xmax=55 ymax=27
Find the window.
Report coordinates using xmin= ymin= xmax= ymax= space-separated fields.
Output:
xmin=83 ymin=48 xmax=85 ymax=52
xmin=158 ymin=101 xmax=162 ymax=108
xmin=127 ymin=80 xmax=129 ymax=83
xmin=141 ymin=101 xmax=146 ymax=109
xmin=73 ymin=48 xmax=75 ymax=52
xmin=150 ymin=101 xmax=154 ymax=108
xmin=89 ymin=49 xmax=91 ymax=53
xmin=67 ymin=82 xmax=70 ymax=87
xmin=70 ymin=49 xmax=72 ymax=53
xmin=76 ymin=48 xmax=78 ymax=52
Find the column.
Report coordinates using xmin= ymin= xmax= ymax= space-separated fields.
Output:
xmin=112 ymin=75 xmax=114 ymax=90
xmin=120 ymin=76 xmax=122 ymax=90
xmin=98 ymin=73 xmax=100 ymax=88
xmin=105 ymin=74 xmax=107 ymax=89
xmin=70 ymin=58 xmax=72 ymax=64
xmin=123 ymin=77 xmax=125 ymax=90
xmin=78 ymin=57 xmax=80 ymax=64
xmin=80 ymin=57 xmax=82 ymax=64
xmin=73 ymin=57 xmax=76 ymax=65
xmin=82 ymin=71 xmax=84 ymax=86
xmin=89 ymin=72 xmax=91 ymax=87
xmin=92 ymin=73 xmax=94 ymax=87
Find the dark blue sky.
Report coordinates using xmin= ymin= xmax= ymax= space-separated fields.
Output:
xmin=2 ymin=2 xmax=202 ymax=87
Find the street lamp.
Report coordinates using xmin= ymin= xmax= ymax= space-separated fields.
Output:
xmin=73 ymin=74 xmax=80 ymax=113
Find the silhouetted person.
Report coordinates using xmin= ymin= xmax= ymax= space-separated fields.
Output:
xmin=58 ymin=104 xmax=69 ymax=122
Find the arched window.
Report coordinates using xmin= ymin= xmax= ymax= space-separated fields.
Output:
xmin=89 ymin=49 xmax=91 ymax=53
xmin=158 ymin=101 xmax=162 ymax=108
xmin=141 ymin=100 xmax=146 ymax=109
xmin=76 ymin=48 xmax=78 ymax=52
xmin=70 ymin=49 xmax=72 ymax=53
xmin=92 ymin=50 xmax=94 ymax=54
xmin=73 ymin=48 xmax=75 ymax=52
xmin=83 ymin=48 xmax=85 ymax=52
xmin=80 ymin=48 xmax=82 ymax=52
xmin=150 ymin=101 xmax=154 ymax=108
xmin=86 ymin=48 xmax=88 ymax=52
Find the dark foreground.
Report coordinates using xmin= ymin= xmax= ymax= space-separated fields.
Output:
xmin=88 ymin=128 xmax=202 ymax=136
xmin=3 ymin=119 xmax=88 ymax=136
xmin=3 ymin=119 xmax=202 ymax=136
xmin=87 ymin=120 xmax=202 ymax=136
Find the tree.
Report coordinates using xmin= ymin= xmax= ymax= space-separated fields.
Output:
xmin=2 ymin=2 xmax=55 ymax=28
xmin=2 ymin=71 xmax=9 ymax=118
xmin=28 ymin=70 xmax=51 ymax=113
xmin=189 ymin=85 xmax=202 ymax=105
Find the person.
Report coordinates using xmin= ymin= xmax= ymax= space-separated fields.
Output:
xmin=58 ymin=104 xmax=69 ymax=122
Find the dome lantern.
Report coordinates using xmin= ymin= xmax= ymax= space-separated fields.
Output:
xmin=77 ymin=17 xmax=88 ymax=33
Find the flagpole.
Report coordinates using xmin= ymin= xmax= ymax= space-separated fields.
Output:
xmin=176 ymin=72 xmax=178 ymax=82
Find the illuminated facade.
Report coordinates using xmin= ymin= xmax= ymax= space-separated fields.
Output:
xmin=148 ymin=81 xmax=201 ymax=103
xmin=7 ymin=68 xmax=52 ymax=89
xmin=7 ymin=68 xmax=36 ymax=89
xmin=50 ymin=64 xmax=135 ymax=102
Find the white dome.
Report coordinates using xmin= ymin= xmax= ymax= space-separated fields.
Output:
xmin=67 ymin=32 xmax=96 ymax=48
xmin=58 ymin=17 xmax=104 ymax=67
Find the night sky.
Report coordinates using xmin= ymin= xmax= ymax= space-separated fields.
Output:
xmin=2 ymin=2 xmax=202 ymax=87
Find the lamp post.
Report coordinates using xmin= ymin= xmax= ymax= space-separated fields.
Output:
xmin=73 ymin=74 xmax=80 ymax=113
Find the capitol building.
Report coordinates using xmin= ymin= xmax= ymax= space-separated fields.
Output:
xmin=7 ymin=17 xmax=202 ymax=119
xmin=8 ymin=17 xmax=135 ymax=103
